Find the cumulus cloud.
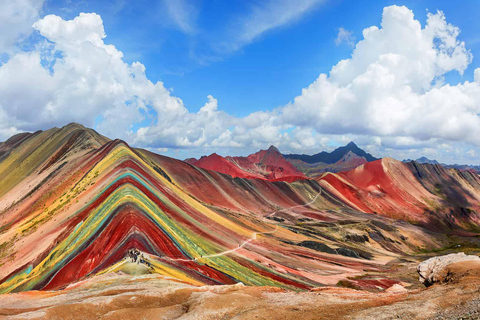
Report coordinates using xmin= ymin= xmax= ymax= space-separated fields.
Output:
xmin=280 ymin=6 xmax=479 ymax=146
xmin=134 ymin=94 xmax=235 ymax=148
xmin=0 ymin=12 xmax=190 ymax=141
xmin=0 ymin=0 xmax=44 ymax=54
xmin=335 ymin=27 xmax=354 ymax=47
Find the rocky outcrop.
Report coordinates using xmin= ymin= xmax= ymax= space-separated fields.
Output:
xmin=417 ymin=252 xmax=480 ymax=287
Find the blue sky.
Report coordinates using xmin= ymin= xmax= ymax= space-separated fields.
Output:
xmin=2 ymin=0 xmax=480 ymax=164
xmin=42 ymin=0 xmax=480 ymax=116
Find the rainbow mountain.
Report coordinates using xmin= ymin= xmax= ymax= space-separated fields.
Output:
xmin=1 ymin=123 xmax=480 ymax=294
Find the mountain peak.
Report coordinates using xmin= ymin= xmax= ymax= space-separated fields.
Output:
xmin=346 ymin=141 xmax=358 ymax=148
xmin=267 ymin=145 xmax=280 ymax=153
xmin=415 ymin=156 xmax=440 ymax=165
xmin=208 ymin=152 xmax=221 ymax=158
xmin=341 ymin=150 xmax=363 ymax=160
xmin=62 ymin=122 xmax=87 ymax=130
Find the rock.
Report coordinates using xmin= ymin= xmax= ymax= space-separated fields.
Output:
xmin=417 ymin=252 xmax=480 ymax=287
xmin=345 ymin=234 xmax=369 ymax=243
xmin=385 ymin=283 xmax=407 ymax=294
xmin=297 ymin=241 xmax=337 ymax=254
xmin=368 ymin=231 xmax=386 ymax=242
xmin=336 ymin=247 xmax=360 ymax=258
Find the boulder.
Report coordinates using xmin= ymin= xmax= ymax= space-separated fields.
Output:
xmin=385 ymin=283 xmax=407 ymax=294
xmin=417 ymin=252 xmax=480 ymax=287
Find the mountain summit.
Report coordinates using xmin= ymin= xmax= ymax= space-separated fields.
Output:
xmin=284 ymin=141 xmax=377 ymax=164
xmin=186 ymin=145 xmax=306 ymax=181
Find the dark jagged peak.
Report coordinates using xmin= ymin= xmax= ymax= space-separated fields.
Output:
xmin=284 ymin=141 xmax=378 ymax=164
xmin=342 ymin=141 xmax=376 ymax=161
xmin=346 ymin=141 xmax=358 ymax=148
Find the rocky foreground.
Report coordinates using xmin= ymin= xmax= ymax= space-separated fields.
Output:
xmin=1 ymin=254 xmax=479 ymax=320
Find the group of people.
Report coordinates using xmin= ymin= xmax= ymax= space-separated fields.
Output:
xmin=128 ymin=248 xmax=141 ymax=262
xmin=127 ymin=248 xmax=154 ymax=270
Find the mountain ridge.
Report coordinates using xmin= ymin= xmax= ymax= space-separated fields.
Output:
xmin=403 ymin=156 xmax=440 ymax=165
xmin=186 ymin=145 xmax=306 ymax=182
xmin=284 ymin=141 xmax=378 ymax=164
xmin=403 ymin=156 xmax=480 ymax=173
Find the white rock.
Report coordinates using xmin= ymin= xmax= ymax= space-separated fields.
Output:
xmin=385 ymin=283 xmax=407 ymax=294
xmin=417 ymin=252 xmax=480 ymax=286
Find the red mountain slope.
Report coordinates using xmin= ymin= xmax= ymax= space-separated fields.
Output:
xmin=187 ymin=146 xmax=307 ymax=182
xmin=318 ymin=157 xmax=480 ymax=231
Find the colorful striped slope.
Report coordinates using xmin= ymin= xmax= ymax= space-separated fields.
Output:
xmin=0 ymin=123 xmax=479 ymax=294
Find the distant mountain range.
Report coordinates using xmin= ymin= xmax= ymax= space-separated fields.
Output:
xmin=284 ymin=142 xmax=378 ymax=164
xmin=403 ymin=156 xmax=480 ymax=173
xmin=189 ymin=146 xmax=480 ymax=180
xmin=402 ymin=156 xmax=440 ymax=165
xmin=185 ymin=145 xmax=307 ymax=182
xmin=187 ymin=142 xmax=378 ymax=179
xmin=283 ymin=142 xmax=378 ymax=177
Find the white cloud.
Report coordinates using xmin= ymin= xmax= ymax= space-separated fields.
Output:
xmin=335 ymin=27 xmax=354 ymax=47
xmin=216 ymin=0 xmax=325 ymax=53
xmin=0 ymin=13 xmax=181 ymax=139
xmin=0 ymin=52 xmax=55 ymax=130
xmin=280 ymin=6 xmax=479 ymax=147
xmin=133 ymin=94 xmax=236 ymax=148
xmin=162 ymin=0 xmax=198 ymax=34
xmin=0 ymin=0 xmax=44 ymax=54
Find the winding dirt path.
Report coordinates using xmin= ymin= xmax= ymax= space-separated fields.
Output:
xmin=160 ymin=188 xmax=323 ymax=262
